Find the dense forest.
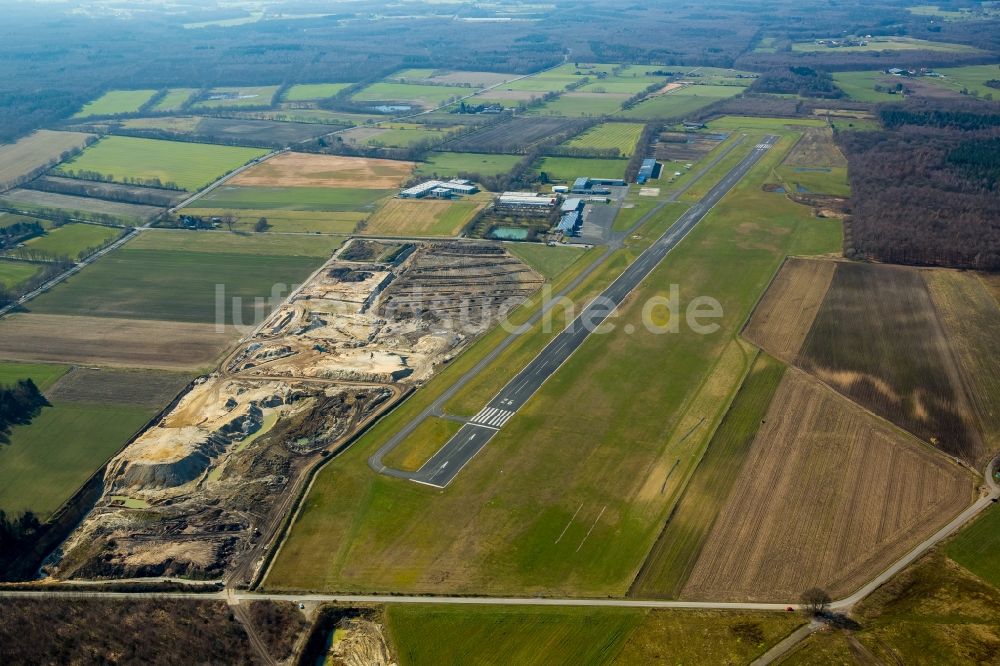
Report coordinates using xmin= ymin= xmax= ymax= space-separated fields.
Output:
xmin=753 ymin=66 xmax=845 ymax=98
xmin=838 ymin=105 xmax=1000 ymax=270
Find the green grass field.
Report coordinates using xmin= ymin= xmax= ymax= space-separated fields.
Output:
xmin=831 ymin=71 xmax=903 ymax=102
xmin=192 ymin=185 xmax=391 ymax=211
xmin=381 ymin=418 xmax=462 ymax=472
xmin=387 ymin=605 xmax=642 ymax=666
xmin=55 ymin=137 xmax=269 ymax=191
xmin=563 ymin=122 xmax=645 ymax=157
xmin=947 ymin=504 xmax=1000 ymax=589
xmin=0 ymin=361 xmax=69 ymax=390
xmin=0 ymin=260 xmax=43 ymax=288
xmin=922 ymin=63 xmax=1000 ymax=97
xmin=178 ymin=208 xmax=362 ymax=234
xmin=283 ymin=83 xmax=350 ymax=101
xmin=793 ymin=36 xmax=982 ymax=53
xmin=352 ymin=82 xmax=469 ymax=107
xmin=263 ymin=121 xmax=841 ymax=597
xmin=357 ymin=123 xmax=460 ymax=148
xmin=611 ymin=199 xmax=661 ymax=232
xmin=630 ymin=353 xmax=786 ymax=598
xmin=504 ymin=242 xmax=589 ymax=280
xmin=192 ymin=86 xmax=279 ymax=109
xmin=530 ymin=94 xmax=628 ymax=117
xmin=24 ymin=223 xmax=121 ymax=260
xmin=536 ymin=156 xmax=629 ymax=182
xmin=386 ymin=605 xmax=802 ymax=666
xmin=74 ymin=90 xmax=159 ymax=118
xmin=618 ymin=85 xmax=744 ymax=120
xmin=774 ymin=165 xmax=850 ymax=196
xmin=128 ymin=229 xmax=342 ymax=257
xmin=28 ymin=243 xmax=329 ymax=324
xmin=416 ymin=152 xmax=522 ymax=179
xmin=0 ymin=401 xmax=154 ymax=518
xmin=149 ymin=88 xmax=198 ymax=112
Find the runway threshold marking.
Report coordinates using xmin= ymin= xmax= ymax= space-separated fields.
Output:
xmin=554 ymin=502 xmax=585 ymax=544
xmin=576 ymin=505 xmax=607 ymax=553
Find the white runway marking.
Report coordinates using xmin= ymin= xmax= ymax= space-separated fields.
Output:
xmin=555 ymin=502 xmax=585 ymax=544
xmin=475 ymin=408 xmax=514 ymax=427
xmin=576 ymin=505 xmax=607 ymax=553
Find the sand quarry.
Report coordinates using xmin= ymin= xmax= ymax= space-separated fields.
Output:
xmin=53 ymin=239 xmax=541 ymax=581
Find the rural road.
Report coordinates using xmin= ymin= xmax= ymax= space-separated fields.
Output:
xmin=371 ymin=135 xmax=780 ymax=487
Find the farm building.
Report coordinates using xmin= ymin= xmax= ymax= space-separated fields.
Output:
xmin=496 ymin=192 xmax=557 ymax=215
xmin=556 ymin=210 xmax=581 ymax=235
xmin=400 ymin=179 xmax=479 ymax=199
xmin=560 ymin=197 xmax=585 ymax=214
xmin=636 ymin=158 xmax=661 ymax=184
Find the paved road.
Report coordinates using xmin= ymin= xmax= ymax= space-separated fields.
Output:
xmin=386 ymin=135 xmax=779 ymax=488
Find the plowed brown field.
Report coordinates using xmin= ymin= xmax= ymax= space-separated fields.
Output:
xmin=743 ymin=258 xmax=835 ymax=362
xmin=681 ymin=370 xmax=973 ymax=602
xmin=229 ymin=153 xmax=415 ymax=189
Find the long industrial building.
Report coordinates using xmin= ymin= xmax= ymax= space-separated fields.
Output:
xmin=400 ymin=179 xmax=479 ymax=199
xmin=495 ymin=192 xmax=558 ymax=214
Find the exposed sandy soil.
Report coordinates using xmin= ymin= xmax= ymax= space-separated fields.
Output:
xmin=229 ymin=152 xmax=416 ymax=189
xmin=681 ymin=370 xmax=974 ymax=602
xmin=743 ymin=257 xmax=837 ymax=363
xmin=0 ymin=313 xmax=237 ymax=370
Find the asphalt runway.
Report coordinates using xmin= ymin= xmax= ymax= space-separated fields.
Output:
xmin=402 ymin=135 xmax=779 ymax=487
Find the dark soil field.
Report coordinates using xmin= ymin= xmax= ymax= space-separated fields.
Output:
xmin=443 ymin=116 xmax=590 ymax=153
xmin=798 ymin=262 xmax=983 ymax=465
xmin=123 ymin=115 xmax=336 ymax=146
xmin=46 ymin=366 xmax=191 ymax=408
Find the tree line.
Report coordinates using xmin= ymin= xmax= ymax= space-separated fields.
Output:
xmin=0 ymin=379 xmax=48 ymax=443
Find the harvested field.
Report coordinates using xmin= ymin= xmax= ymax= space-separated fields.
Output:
xmin=743 ymin=258 xmax=836 ymax=363
xmin=230 ymin=152 xmax=414 ymax=188
xmin=47 ymin=367 xmax=190 ymax=408
xmin=1 ymin=188 xmax=162 ymax=223
xmin=782 ymin=127 xmax=848 ymax=167
xmin=798 ymin=262 xmax=984 ymax=465
xmin=0 ymin=313 xmax=237 ymax=370
xmin=925 ymin=270 xmax=1000 ymax=464
xmin=681 ymin=370 xmax=973 ymax=602
xmin=444 ymin=117 xmax=590 ymax=153
xmin=0 ymin=130 xmax=95 ymax=190
xmin=362 ymin=198 xmax=484 ymax=236
xmin=24 ymin=175 xmax=186 ymax=207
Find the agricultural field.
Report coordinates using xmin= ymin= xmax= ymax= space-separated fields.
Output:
xmin=781 ymin=126 xmax=848 ymax=168
xmin=443 ymin=116 xmax=588 ymax=153
xmin=392 ymin=69 xmax=517 ymax=87
xmin=229 ymin=152 xmax=414 ymax=189
xmin=921 ymin=63 xmax=1000 ymax=97
xmin=27 ymin=232 xmax=336 ymax=324
xmin=191 ymin=86 xmax=280 ymax=109
xmin=178 ymin=207 xmax=363 ymax=234
xmin=27 ymin=175 xmax=188 ymax=207
xmin=535 ymin=156 xmax=629 ymax=182
xmin=630 ymin=354 xmax=787 ymax=599
xmin=831 ymin=71 xmax=903 ymax=102
xmin=0 ymin=361 xmax=68 ymax=389
xmin=0 ymin=259 xmax=43 ymax=288
xmin=352 ymin=82 xmax=470 ymax=108
xmin=746 ymin=259 xmax=996 ymax=467
xmin=415 ymin=152 xmax=522 ymax=179
xmin=792 ymin=36 xmax=983 ymax=53
xmin=361 ymin=197 xmax=486 ymax=236
xmin=73 ymin=89 xmax=158 ymax=118
xmin=947 ymin=504 xmax=1000 ymax=589
xmin=341 ymin=122 xmax=461 ymax=148
xmin=504 ymin=242 xmax=588 ymax=280
xmin=119 ymin=116 xmax=335 ymax=146
xmin=23 ymin=223 xmax=121 ymax=260
xmin=193 ymin=185 xmax=391 ymax=212
xmin=264 ymin=125 xmax=843 ymax=596
xmin=562 ymin=122 xmax=645 ymax=156
xmin=530 ymin=92 xmax=629 ymax=117
xmin=680 ymin=369 xmax=973 ymax=602
xmin=0 ymin=365 xmax=185 ymax=517
xmin=149 ymin=88 xmax=198 ymax=112
xmin=618 ymin=85 xmax=745 ymax=120
xmin=781 ymin=549 xmax=1000 ymax=664
xmin=0 ymin=130 xmax=95 ymax=189
xmin=1 ymin=188 xmax=163 ymax=223
xmin=775 ymin=166 xmax=850 ymax=196
xmin=283 ymin=83 xmax=350 ymax=101
xmin=54 ymin=136 xmax=269 ymax=191
xmin=0 ymin=313 xmax=237 ymax=370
